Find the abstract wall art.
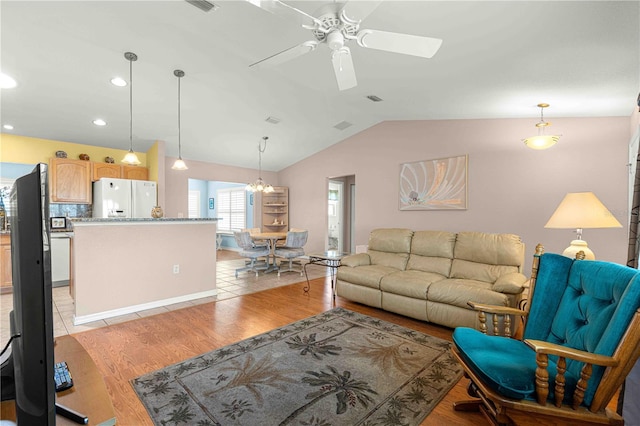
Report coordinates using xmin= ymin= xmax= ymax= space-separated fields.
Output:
xmin=399 ymin=155 xmax=468 ymax=210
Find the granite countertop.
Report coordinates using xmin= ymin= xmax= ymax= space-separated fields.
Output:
xmin=71 ymin=217 xmax=219 ymax=224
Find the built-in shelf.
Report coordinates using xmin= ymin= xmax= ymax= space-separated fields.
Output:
xmin=262 ymin=186 xmax=288 ymax=232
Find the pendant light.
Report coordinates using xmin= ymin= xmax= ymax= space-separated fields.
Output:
xmin=171 ymin=69 xmax=188 ymax=171
xmin=122 ymin=52 xmax=141 ymax=165
xmin=523 ymin=103 xmax=561 ymax=150
xmin=246 ymin=136 xmax=274 ymax=193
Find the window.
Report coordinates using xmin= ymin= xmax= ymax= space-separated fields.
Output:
xmin=188 ymin=190 xmax=201 ymax=218
xmin=217 ymin=187 xmax=246 ymax=232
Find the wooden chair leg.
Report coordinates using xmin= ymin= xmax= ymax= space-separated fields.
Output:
xmin=453 ymin=399 xmax=482 ymax=412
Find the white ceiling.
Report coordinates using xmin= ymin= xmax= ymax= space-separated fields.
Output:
xmin=1 ymin=1 xmax=638 ymax=171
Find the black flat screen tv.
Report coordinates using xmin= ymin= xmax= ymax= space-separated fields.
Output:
xmin=0 ymin=163 xmax=55 ymax=424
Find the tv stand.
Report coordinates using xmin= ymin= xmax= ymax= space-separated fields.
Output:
xmin=1 ymin=335 xmax=115 ymax=425
xmin=56 ymin=403 xmax=88 ymax=424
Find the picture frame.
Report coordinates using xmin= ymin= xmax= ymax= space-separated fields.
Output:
xmin=399 ymin=154 xmax=468 ymax=210
xmin=209 ymin=198 xmax=214 ymax=210
xmin=50 ymin=217 xmax=66 ymax=229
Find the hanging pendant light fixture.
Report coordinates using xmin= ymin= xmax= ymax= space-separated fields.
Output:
xmin=523 ymin=103 xmax=561 ymax=150
xmin=246 ymin=136 xmax=274 ymax=193
xmin=171 ymin=69 xmax=188 ymax=171
xmin=122 ymin=52 xmax=141 ymax=165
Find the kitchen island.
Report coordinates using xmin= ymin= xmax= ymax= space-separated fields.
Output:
xmin=71 ymin=218 xmax=218 ymax=325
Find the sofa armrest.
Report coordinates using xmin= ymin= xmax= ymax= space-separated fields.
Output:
xmin=492 ymin=272 xmax=528 ymax=294
xmin=340 ymin=253 xmax=371 ymax=267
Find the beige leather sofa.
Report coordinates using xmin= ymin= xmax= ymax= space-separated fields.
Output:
xmin=336 ymin=228 xmax=527 ymax=329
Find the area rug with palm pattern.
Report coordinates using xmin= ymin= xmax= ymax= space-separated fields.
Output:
xmin=131 ymin=307 xmax=463 ymax=426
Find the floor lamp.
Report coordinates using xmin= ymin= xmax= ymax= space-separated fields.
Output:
xmin=544 ymin=192 xmax=622 ymax=259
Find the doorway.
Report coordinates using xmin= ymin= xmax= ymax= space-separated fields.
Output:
xmin=327 ymin=175 xmax=355 ymax=252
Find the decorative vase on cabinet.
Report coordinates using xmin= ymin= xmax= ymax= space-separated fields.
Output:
xmin=151 ymin=206 xmax=164 ymax=218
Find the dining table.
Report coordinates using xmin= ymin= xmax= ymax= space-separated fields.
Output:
xmin=251 ymin=232 xmax=287 ymax=272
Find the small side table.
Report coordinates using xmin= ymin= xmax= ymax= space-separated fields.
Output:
xmin=303 ymin=251 xmax=350 ymax=300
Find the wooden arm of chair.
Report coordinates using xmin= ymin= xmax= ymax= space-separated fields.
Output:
xmin=524 ymin=339 xmax=618 ymax=409
xmin=467 ymin=301 xmax=528 ymax=337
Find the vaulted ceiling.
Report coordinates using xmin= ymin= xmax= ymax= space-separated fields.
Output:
xmin=1 ymin=1 xmax=638 ymax=171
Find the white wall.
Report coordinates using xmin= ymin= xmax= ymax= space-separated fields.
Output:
xmin=72 ymin=221 xmax=217 ymax=324
xmin=278 ymin=116 xmax=632 ymax=272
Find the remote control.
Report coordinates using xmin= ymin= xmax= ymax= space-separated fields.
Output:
xmin=54 ymin=361 xmax=74 ymax=392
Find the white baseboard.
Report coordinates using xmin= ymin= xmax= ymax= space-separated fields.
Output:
xmin=73 ymin=289 xmax=218 ymax=325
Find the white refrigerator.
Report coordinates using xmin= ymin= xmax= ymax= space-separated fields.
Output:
xmin=92 ymin=178 xmax=157 ymax=218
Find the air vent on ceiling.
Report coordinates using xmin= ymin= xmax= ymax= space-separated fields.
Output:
xmin=265 ymin=116 xmax=281 ymax=124
xmin=333 ymin=121 xmax=353 ymax=131
xmin=185 ymin=0 xmax=219 ymax=13
xmin=366 ymin=95 xmax=383 ymax=102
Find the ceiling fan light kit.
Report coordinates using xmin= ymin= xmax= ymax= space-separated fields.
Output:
xmin=248 ymin=0 xmax=443 ymax=91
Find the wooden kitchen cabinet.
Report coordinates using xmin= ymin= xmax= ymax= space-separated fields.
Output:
xmin=1 ymin=234 xmax=12 ymax=292
xmin=49 ymin=158 xmax=92 ymax=203
xmin=92 ymin=162 xmax=122 ymax=181
xmin=122 ymin=165 xmax=149 ymax=180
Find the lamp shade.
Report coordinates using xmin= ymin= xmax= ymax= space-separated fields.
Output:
xmin=544 ymin=192 xmax=622 ymax=229
xmin=523 ymin=135 xmax=560 ymax=150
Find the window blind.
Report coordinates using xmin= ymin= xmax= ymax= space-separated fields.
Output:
xmin=217 ymin=187 xmax=246 ymax=232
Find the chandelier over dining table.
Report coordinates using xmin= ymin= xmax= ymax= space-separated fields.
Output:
xmin=246 ymin=136 xmax=274 ymax=193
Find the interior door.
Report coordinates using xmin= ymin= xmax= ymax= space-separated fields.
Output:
xmin=328 ymin=180 xmax=343 ymax=251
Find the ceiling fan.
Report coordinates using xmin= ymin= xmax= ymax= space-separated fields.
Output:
xmin=247 ymin=0 xmax=443 ymax=91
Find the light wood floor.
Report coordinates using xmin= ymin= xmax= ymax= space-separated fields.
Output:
xmin=71 ymin=276 xmax=485 ymax=425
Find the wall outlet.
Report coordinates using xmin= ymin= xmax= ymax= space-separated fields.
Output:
xmin=178 ymin=212 xmax=184 ymax=218
xmin=173 ymin=264 xmax=180 ymax=274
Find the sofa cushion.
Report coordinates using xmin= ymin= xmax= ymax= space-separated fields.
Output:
xmin=336 ymin=264 xmax=399 ymax=289
xmin=410 ymin=231 xmax=456 ymax=258
xmin=369 ymin=250 xmax=410 ymax=270
xmin=454 ymin=232 xmax=524 ymax=269
xmin=428 ymin=279 xmax=509 ymax=308
xmin=451 ymin=259 xmax=520 ymax=284
xmin=369 ymin=228 xmax=414 ymax=253
xmin=452 ymin=327 xmax=576 ymax=401
xmin=406 ymin=230 xmax=456 ymax=276
xmin=340 ymin=253 xmax=371 ymax=268
xmin=380 ymin=270 xmax=446 ymax=299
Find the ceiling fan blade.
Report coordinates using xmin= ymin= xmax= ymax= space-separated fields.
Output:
xmin=357 ymin=29 xmax=443 ymax=58
xmin=331 ymin=47 xmax=357 ymax=91
xmin=245 ymin=0 xmax=322 ymax=29
xmin=339 ymin=0 xmax=383 ymax=25
xmin=250 ymin=41 xmax=318 ymax=68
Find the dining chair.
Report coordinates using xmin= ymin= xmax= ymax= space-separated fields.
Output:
xmin=233 ymin=231 xmax=270 ymax=277
xmin=274 ymin=230 xmax=308 ymax=276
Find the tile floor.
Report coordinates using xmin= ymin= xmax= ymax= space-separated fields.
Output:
xmin=0 ymin=254 xmax=329 ymax=348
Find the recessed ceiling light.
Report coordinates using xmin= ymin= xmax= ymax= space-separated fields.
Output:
xmin=0 ymin=73 xmax=17 ymax=89
xmin=93 ymin=119 xmax=107 ymax=126
xmin=110 ymin=77 xmax=127 ymax=87
xmin=3 ymin=124 xmax=14 ymax=130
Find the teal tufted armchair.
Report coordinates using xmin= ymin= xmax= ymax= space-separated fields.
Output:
xmin=451 ymin=244 xmax=640 ymax=425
